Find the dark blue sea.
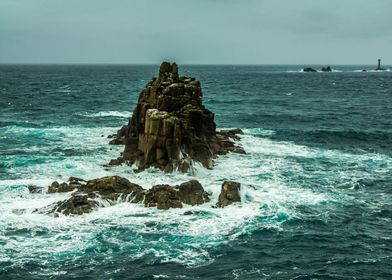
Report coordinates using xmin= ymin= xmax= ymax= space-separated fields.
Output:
xmin=1 ymin=65 xmax=391 ymax=279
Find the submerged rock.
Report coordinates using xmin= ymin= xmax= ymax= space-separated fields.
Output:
xmin=27 ymin=185 xmax=43 ymax=194
xmin=217 ymin=181 xmax=241 ymax=208
xmin=110 ymin=62 xmax=244 ymax=172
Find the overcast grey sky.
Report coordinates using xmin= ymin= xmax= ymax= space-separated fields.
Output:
xmin=0 ymin=0 xmax=391 ymax=64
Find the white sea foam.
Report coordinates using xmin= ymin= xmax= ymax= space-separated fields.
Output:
xmin=354 ymin=69 xmax=391 ymax=73
xmin=76 ymin=111 xmax=132 ymax=118
xmin=287 ymin=69 xmax=391 ymax=73
xmin=1 ymin=126 xmax=391 ymax=268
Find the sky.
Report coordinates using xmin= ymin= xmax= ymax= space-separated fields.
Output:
xmin=0 ymin=0 xmax=391 ymax=65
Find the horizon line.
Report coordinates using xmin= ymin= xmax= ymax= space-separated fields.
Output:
xmin=0 ymin=62 xmax=388 ymax=66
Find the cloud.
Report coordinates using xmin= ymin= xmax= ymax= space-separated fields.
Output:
xmin=0 ymin=0 xmax=391 ymax=64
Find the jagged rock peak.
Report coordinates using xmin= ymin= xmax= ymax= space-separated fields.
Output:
xmin=159 ymin=61 xmax=179 ymax=81
xmin=109 ymin=62 xmax=245 ymax=173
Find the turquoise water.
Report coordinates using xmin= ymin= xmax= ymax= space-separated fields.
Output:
xmin=0 ymin=65 xmax=391 ymax=279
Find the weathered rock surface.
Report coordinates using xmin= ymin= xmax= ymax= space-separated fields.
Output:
xmin=48 ymin=193 xmax=99 ymax=216
xmin=109 ymin=62 xmax=244 ymax=172
xmin=38 ymin=176 xmax=213 ymax=215
xmin=80 ymin=176 xmax=144 ymax=202
xmin=144 ymin=185 xmax=183 ymax=210
xmin=217 ymin=181 xmax=241 ymax=208
xmin=177 ymin=180 xmax=210 ymax=206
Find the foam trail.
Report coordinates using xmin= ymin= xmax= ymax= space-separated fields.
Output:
xmin=76 ymin=111 xmax=131 ymax=118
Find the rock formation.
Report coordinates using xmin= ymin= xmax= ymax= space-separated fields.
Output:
xmin=35 ymin=176 xmax=243 ymax=215
xmin=37 ymin=176 xmax=212 ymax=216
xmin=321 ymin=66 xmax=332 ymax=72
xmin=303 ymin=67 xmax=317 ymax=72
xmin=48 ymin=193 xmax=99 ymax=216
xmin=31 ymin=63 xmax=246 ymax=216
xmin=109 ymin=62 xmax=244 ymax=172
xmin=177 ymin=180 xmax=210 ymax=206
xmin=217 ymin=181 xmax=241 ymax=207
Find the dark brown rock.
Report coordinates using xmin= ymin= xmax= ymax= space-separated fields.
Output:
xmin=40 ymin=176 xmax=146 ymax=215
xmin=81 ymin=176 xmax=145 ymax=202
xmin=108 ymin=158 xmax=124 ymax=166
xmin=110 ymin=62 xmax=244 ymax=172
xmin=47 ymin=181 xmax=78 ymax=194
xmin=27 ymin=185 xmax=43 ymax=194
xmin=39 ymin=176 xmax=211 ymax=215
xmin=49 ymin=193 xmax=99 ymax=216
xmin=177 ymin=180 xmax=210 ymax=206
xmin=144 ymin=184 xmax=182 ymax=210
xmin=143 ymin=179 xmax=211 ymax=209
xmin=217 ymin=181 xmax=241 ymax=208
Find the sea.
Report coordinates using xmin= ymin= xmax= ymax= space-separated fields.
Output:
xmin=0 ymin=65 xmax=391 ymax=279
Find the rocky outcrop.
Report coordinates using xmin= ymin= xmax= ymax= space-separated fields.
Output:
xmin=80 ymin=176 xmax=144 ymax=202
xmin=177 ymin=180 xmax=210 ymax=206
xmin=144 ymin=185 xmax=183 ymax=210
xmin=48 ymin=177 xmax=84 ymax=193
xmin=109 ymin=62 xmax=244 ymax=172
xmin=38 ymin=176 xmax=212 ymax=215
xmin=321 ymin=66 xmax=332 ymax=72
xmin=303 ymin=67 xmax=317 ymax=72
xmin=48 ymin=193 xmax=99 ymax=216
xmin=217 ymin=181 xmax=241 ymax=208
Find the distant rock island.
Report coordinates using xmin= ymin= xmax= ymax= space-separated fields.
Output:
xmin=303 ymin=66 xmax=332 ymax=72
xmin=109 ymin=62 xmax=244 ymax=172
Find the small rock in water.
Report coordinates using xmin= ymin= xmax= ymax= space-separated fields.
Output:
xmin=27 ymin=185 xmax=43 ymax=194
xmin=303 ymin=67 xmax=317 ymax=72
xmin=108 ymin=158 xmax=124 ymax=166
xmin=47 ymin=181 xmax=78 ymax=193
xmin=217 ymin=181 xmax=241 ymax=208
xmin=177 ymin=180 xmax=210 ymax=206
xmin=144 ymin=184 xmax=183 ymax=210
xmin=50 ymin=193 xmax=99 ymax=216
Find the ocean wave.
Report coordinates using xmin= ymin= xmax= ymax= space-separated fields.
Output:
xmin=1 ymin=129 xmax=391 ymax=270
xmin=286 ymin=69 xmax=391 ymax=73
xmin=0 ymin=131 xmax=330 ymax=268
xmin=76 ymin=111 xmax=131 ymax=118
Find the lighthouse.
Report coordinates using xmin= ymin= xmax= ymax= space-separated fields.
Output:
xmin=376 ymin=59 xmax=385 ymax=71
